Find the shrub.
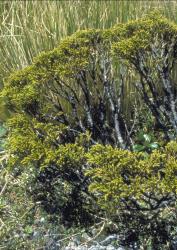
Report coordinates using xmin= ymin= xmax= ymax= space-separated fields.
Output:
xmin=1 ymin=12 xmax=177 ymax=248
xmin=112 ymin=12 xmax=177 ymax=139
xmin=86 ymin=141 xmax=177 ymax=248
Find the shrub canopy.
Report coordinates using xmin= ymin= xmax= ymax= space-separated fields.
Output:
xmin=1 ymin=12 xmax=177 ymax=248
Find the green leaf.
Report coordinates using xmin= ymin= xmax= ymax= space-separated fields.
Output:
xmin=149 ymin=142 xmax=159 ymax=149
xmin=132 ymin=144 xmax=145 ymax=152
xmin=143 ymin=134 xmax=151 ymax=143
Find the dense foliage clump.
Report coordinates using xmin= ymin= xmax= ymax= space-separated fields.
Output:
xmin=1 ymin=12 xmax=177 ymax=249
xmin=87 ymin=142 xmax=177 ymax=248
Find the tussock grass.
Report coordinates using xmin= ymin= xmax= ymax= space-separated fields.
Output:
xmin=1 ymin=1 xmax=177 ymax=81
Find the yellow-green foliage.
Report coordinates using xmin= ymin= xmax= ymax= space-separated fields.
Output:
xmin=1 ymin=29 xmax=106 ymax=117
xmin=86 ymin=141 xmax=177 ymax=212
xmin=2 ymin=12 xmax=177 ymax=207
xmin=6 ymin=113 xmax=177 ymax=212
xmin=6 ymin=112 xmax=90 ymax=174
xmin=2 ymin=66 xmax=40 ymax=109
xmin=2 ymin=11 xmax=177 ymax=114
xmin=2 ymin=11 xmax=177 ymax=177
xmin=6 ymin=114 xmax=67 ymax=167
xmin=33 ymin=30 xmax=98 ymax=78
xmin=111 ymin=11 xmax=177 ymax=60
xmin=1 ymin=11 xmax=177 ymax=248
